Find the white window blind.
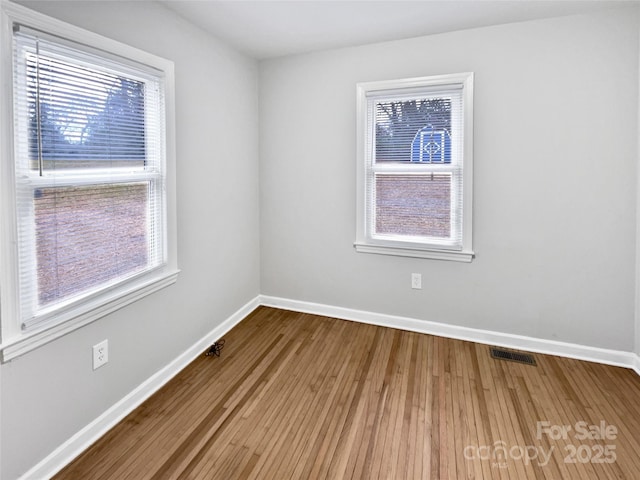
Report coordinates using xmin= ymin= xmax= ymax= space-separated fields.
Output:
xmin=367 ymin=87 xmax=464 ymax=247
xmin=12 ymin=26 xmax=167 ymax=330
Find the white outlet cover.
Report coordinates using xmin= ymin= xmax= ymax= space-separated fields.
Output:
xmin=92 ymin=339 xmax=109 ymax=370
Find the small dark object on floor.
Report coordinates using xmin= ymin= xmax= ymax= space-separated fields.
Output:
xmin=206 ymin=339 xmax=225 ymax=357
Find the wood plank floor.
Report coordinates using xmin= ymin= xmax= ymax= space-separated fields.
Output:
xmin=55 ymin=307 xmax=640 ymax=479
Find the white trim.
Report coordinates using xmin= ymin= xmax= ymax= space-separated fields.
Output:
xmin=0 ymin=1 xmax=22 ymax=344
xmin=18 ymin=295 xmax=260 ymax=480
xmin=1 ymin=1 xmax=170 ymax=71
xmin=260 ymin=295 xmax=640 ymax=374
xmin=355 ymin=72 xmax=474 ymax=262
xmin=632 ymin=353 xmax=640 ymax=377
xmin=1 ymin=270 xmax=180 ymax=362
xmin=354 ymin=242 xmax=474 ymax=262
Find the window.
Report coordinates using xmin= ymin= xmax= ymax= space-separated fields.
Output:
xmin=0 ymin=3 xmax=178 ymax=359
xmin=355 ymin=73 xmax=474 ymax=262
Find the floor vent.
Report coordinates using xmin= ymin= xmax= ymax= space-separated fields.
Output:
xmin=490 ymin=347 xmax=537 ymax=366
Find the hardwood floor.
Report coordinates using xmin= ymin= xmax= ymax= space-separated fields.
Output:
xmin=55 ymin=307 xmax=640 ymax=479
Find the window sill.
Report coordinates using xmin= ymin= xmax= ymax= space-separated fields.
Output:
xmin=354 ymin=242 xmax=474 ymax=262
xmin=0 ymin=269 xmax=180 ymax=362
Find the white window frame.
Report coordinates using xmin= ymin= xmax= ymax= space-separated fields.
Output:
xmin=355 ymin=73 xmax=474 ymax=262
xmin=0 ymin=2 xmax=179 ymax=361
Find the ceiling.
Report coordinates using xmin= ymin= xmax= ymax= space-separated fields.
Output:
xmin=159 ymin=0 xmax=636 ymax=59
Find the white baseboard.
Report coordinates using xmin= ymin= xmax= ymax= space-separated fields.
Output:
xmin=260 ymin=295 xmax=640 ymax=374
xmin=22 ymin=294 xmax=639 ymax=480
xmin=20 ymin=296 xmax=260 ymax=480
xmin=632 ymin=353 xmax=640 ymax=376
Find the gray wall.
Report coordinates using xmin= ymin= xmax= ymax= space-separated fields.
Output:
xmin=260 ymin=8 xmax=639 ymax=351
xmin=637 ymin=10 xmax=640 ymax=361
xmin=1 ymin=2 xmax=260 ymax=479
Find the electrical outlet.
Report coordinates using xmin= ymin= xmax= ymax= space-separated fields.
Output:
xmin=93 ymin=339 xmax=109 ymax=370
xmin=411 ymin=273 xmax=422 ymax=290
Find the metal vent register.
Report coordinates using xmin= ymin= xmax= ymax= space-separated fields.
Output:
xmin=490 ymin=347 xmax=537 ymax=366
